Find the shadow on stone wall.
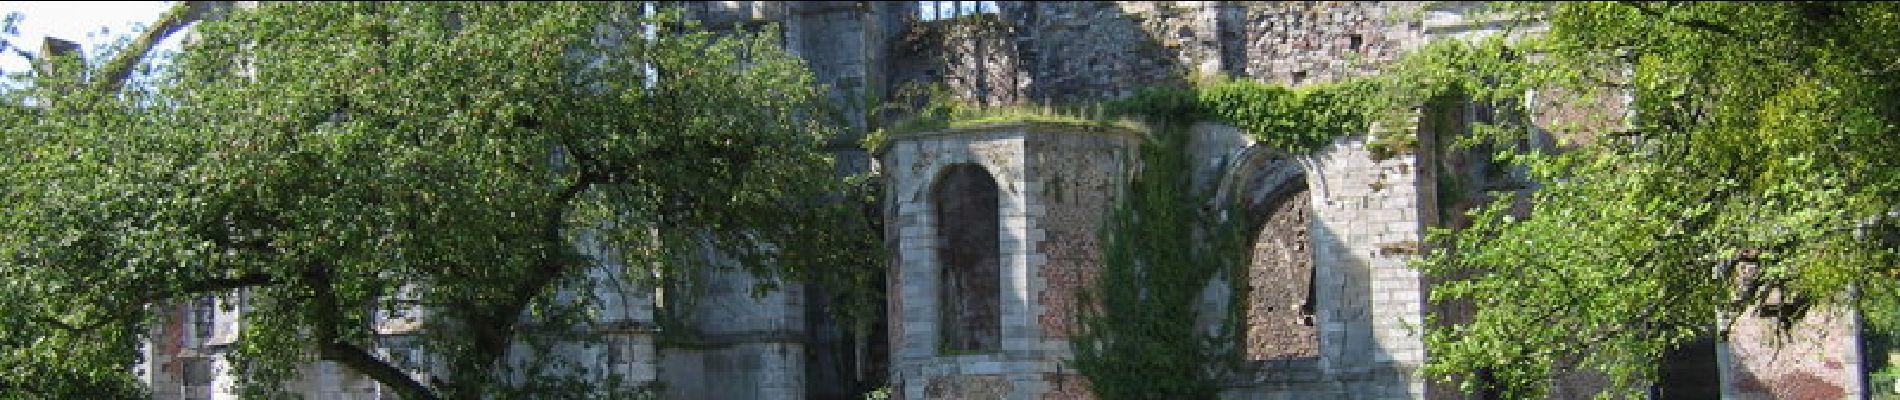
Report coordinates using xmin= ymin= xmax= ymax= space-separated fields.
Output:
xmin=886 ymin=1 xmax=1192 ymax=108
xmin=1213 ymin=215 xmax=1407 ymax=398
xmin=1196 ymin=138 xmax=1413 ymax=398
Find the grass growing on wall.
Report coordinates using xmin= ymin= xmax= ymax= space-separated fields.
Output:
xmin=863 ymin=76 xmax=1402 ymax=157
xmin=860 ymin=84 xmax=1147 ymax=151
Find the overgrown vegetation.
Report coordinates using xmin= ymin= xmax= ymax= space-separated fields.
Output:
xmin=1414 ymin=2 xmax=1900 ymax=398
xmin=1066 ymin=91 xmax=1248 ymax=400
xmin=1060 ymin=74 xmax=1424 ymax=399
xmin=859 ymin=84 xmax=1145 ymax=151
xmin=868 ymin=74 xmax=1418 ymax=157
xmin=0 ymin=3 xmax=881 ymax=399
xmin=870 ymin=43 xmax=1494 ymax=400
xmin=882 ymin=3 xmax=1900 ymax=397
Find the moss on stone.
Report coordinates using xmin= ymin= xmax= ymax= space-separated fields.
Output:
xmin=866 ymin=105 xmax=1149 ymax=153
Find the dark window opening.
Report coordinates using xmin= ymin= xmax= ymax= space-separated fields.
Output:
xmin=1653 ymin=335 xmax=1721 ymax=399
xmin=191 ymin=296 xmax=216 ymax=345
xmin=183 ymin=359 xmax=213 ymax=386
xmin=935 ymin=163 xmax=1001 ymax=353
xmin=181 ymin=358 xmax=214 ymax=400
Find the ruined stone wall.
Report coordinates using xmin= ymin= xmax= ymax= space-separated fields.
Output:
xmin=891 ymin=1 xmax=1212 ymax=106
xmin=880 ymin=123 xmax=1138 ymax=400
xmin=882 ymin=127 xmax=1033 ymax=400
xmin=1721 ymin=304 xmax=1865 ymax=399
xmin=1245 ymin=190 xmax=1319 ymax=361
xmin=877 ymin=4 xmax=1446 ymax=394
xmin=1235 ymin=2 xmax=1423 ymax=85
xmin=1000 ymin=1 xmax=1205 ymax=103
xmin=891 ymin=2 xmax=1430 ymax=108
xmin=657 ymin=265 xmax=805 ymax=400
xmin=1027 ymin=131 xmax=1135 ymax=400
xmin=1026 ymin=132 xmax=1130 ymax=341
xmin=1185 ymin=122 xmax=1431 ymax=400
xmin=894 ymin=17 xmax=1030 ymax=107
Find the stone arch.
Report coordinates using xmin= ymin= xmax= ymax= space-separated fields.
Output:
xmin=1224 ymin=148 xmax=1320 ymax=361
xmin=933 ymin=162 xmax=1001 ymax=352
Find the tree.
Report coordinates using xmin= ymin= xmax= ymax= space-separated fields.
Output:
xmin=0 ymin=2 xmax=880 ymax=399
xmin=1414 ymin=2 xmax=1900 ymax=397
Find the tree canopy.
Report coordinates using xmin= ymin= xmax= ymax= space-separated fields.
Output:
xmin=0 ymin=2 xmax=878 ymax=399
xmin=1415 ymin=1 xmax=1900 ymax=397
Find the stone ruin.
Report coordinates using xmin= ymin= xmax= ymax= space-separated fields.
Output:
xmin=139 ymin=2 xmax=1869 ymax=399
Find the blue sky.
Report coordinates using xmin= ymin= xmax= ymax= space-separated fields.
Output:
xmin=0 ymin=1 xmax=176 ymax=75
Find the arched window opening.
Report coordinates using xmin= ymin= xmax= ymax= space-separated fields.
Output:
xmin=935 ymin=163 xmax=1001 ymax=353
xmin=1244 ymin=185 xmax=1319 ymax=360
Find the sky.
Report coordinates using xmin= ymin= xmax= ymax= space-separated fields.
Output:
xmin=0 ymin=1 xmax=177 ymax=75
xmin=917 ymin=1 xmax=999 ymax=20
xmin=0 ymin=1 xmax=1003 ymax=75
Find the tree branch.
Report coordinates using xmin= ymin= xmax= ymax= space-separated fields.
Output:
xmin=93 ymin=1 xmax=225 ymax=92
xmin=1615 ymin=1 xmax=1739 ymax=37
xmin=316 ymin=340 xmax=440 ymax=400
xmin=306 ymin=265 xmax=441 ymax=400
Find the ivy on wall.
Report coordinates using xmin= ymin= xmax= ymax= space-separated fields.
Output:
xmin=866 ymin=34 xmax=1535 ymax=399
xmin=1062 ymin=39 xmax=1529 ymax=398
xmin=1155 ymin=74 xmax=1447 ymax=160
xmin=1068 ymin=95 xmax=1247 ymax=400
xmin=1063 ymin=77 xmax=1383 ymax=398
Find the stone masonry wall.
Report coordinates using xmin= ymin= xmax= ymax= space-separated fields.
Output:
xmin=894 ymin=2 xmax=1430 ymax=107
xmin=1027 ymin=132 xmax=1135 ymax=400
xmin=883 ymin=127 xmax=1034 ymax=400
xmin=999 ymin=2 xmax=1198 ymax=104
xmin=658 ymin=265 xmax=805 ymax=400
xmin=1186 ymin=123 xmax=1431 ymax=399
xmin=1245 ymin=189 xmax=1320 ymax=361
xmin=881 ymin=123 xmax=1137 ymax=400
xmin=1027 ymin=132 xmax=1131 ymax=340
xmin=1236 ymin=2 xmax=1424 ymax=86
xmin=1721 ymin=304 xmax=1864 ymax=399
xmin=888 ymin=15 xmax=1030 ymax=107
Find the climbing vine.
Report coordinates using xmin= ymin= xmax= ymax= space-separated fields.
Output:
xmin=1068 ymin=93 xmax=1247 ymax=400
xmin=869 ymin=31 xmax=1537 ymax=400
xmin=1063 ymin=37 xmax=1536 ymax=399
xmin=1065 ymin=77 xmax=1388 ymax=399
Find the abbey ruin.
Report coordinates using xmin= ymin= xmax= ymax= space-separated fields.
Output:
xmin=139 ymin=2 xmax=1868 ymax=399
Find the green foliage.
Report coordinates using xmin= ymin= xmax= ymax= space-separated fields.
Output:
xmin=861 ymin=83 xmax=1144 ymax=151
xmin=861 ymin=386 xmax=893 ymax=400
xmin=1098 ymin=85 xmax=1204 ymax=121
xmin=869 ymin=75 xmax=1408 ymax=157
xmin=1063 ymin=36 xmax=1489 ymax=400
xmin=0 ymin=2 xmax=878 ymax=399
xmin=1068 ymin=94 xmax=1248 ymax=400
xmin=1198 ymin=79 xmax=1371 ymax=154
xmin=1100 ymin=78 xmax=1391 ymax=156
xmin=1415 ymin=2 xmax=1900 ymax=398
